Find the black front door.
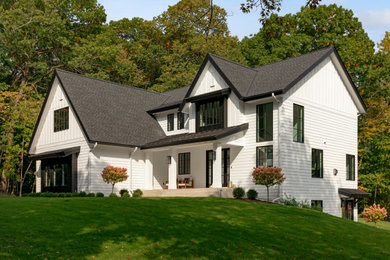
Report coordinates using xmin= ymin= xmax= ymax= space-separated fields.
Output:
xmin=206 ymin=150 xmax=213 ymax=188
xmin=41 ymin=156 xmax=72 ymax=193
xmin=341 ymin=199 xmax=354 ymax=220
xmin=222 ymin=148 xmax=230 ymax=187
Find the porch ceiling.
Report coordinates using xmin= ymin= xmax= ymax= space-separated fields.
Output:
xmin=141 ymin=123 xmax=248 ymax=150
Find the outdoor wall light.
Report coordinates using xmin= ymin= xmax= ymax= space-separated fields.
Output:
xmin=333 ymin=169 xmax=338 ymax=176
xmin=167 ymin=156 xmax=171 ymax=164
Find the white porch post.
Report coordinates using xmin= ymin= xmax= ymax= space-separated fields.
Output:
xmin=36 ymin=160 xmax=41 ymax=193
xmin=168 ymin=151 xmax=177 ymax=189
xmin=145 ymin=153 xmax=153 ymax=190
xmin=212 ymin=143 xmax=222 ymax=188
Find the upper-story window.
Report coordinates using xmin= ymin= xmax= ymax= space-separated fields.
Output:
xmin=177 ymin=112 xmax=186 ymax=130
xmin=293 ymin=104 xmax=304 ymax=143
xmin=196 ymin=97 xmax=225 ymax=131
xmin=346 ymin=154 xmax=355 ymax=181
xmin=256 ymin=103 xmax=273 ymax=142
xmin=54 ymin=107 xmax=69 ymax=132
xmin=312 ymin=148 xmax=323 ymax=178
xmin=167 ymin=114 xmax=174 ymax=131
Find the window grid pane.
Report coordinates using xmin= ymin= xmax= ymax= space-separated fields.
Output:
xmin=178 ymin=153 xmax=190 ymax=175
xmin=54 ymin=107 xmax=69 ymax=132
xmin=256 ymin=146 xmax=273 ymax=167
xmin=346 ymin=155 xmax=355 ymax=180
xmin=257 ymin=103 xmax=273 ymax=142
xmin=312 ymin=149 xmax=323 ymax=178
xmin=167 ymin=114 xmax=174 ymax=131
xmin=293 ymin=104 xmax=304 ymax=142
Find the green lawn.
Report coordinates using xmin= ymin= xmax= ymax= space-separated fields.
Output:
xmin=1 ymin=197 xmax=389 ymax=259
xmin=359 ymin=217 xmax=390 ymax=231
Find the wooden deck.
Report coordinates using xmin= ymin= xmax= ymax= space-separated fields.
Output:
xmin=142 ymin=188 xmax=234 ymax=198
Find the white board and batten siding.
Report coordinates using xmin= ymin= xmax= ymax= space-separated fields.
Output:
xmin=279 ymin=56 xmax=359 ymax=218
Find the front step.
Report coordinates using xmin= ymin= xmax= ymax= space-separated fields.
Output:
xmin=142 ymin=188 xmax=234 ymax=198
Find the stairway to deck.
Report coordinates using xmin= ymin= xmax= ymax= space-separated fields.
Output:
xmin=142 ymin=188 xmax=234 ymax=198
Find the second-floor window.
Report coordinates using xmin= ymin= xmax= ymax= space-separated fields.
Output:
xmin=167 ymin=114 xmax=174 ymax=131
xmin=293 ymin=104 xmax=304 ymax=143
xmin=256 ymin=146 xmax=273 ymax=167
xmin=346 ymin=154 xmax=355 ymax=181
xmin=312 ymin=149 xmax=323 ymax=178
xmin=196 ymin=98 xmax=224 ymax=131
xmin=177 ymin=112 xmax=185 ymax=130
xmin=54 ymin=107 xmax=69 ymax=132
xmin=256 ymin=103 xmax=273 ymax=142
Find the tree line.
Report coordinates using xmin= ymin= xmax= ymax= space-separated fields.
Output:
xmin=0 ymin=0 xmax=388 ymax=209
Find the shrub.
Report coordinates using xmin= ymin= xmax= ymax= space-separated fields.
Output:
xmin=109 ymin=193 xmax=118 ymax=198
xmin=57 ymin=193 xmax=66 ymax=198
xmin=132 ymin=189 xmax=143 ymax=198
xmin=79 ymin=191 xmax=87 ymax=197
xmin=362 ymin=203 xmax=388 ymax=227
xmin=122 ymin=192 xmax=130 ymax=198
xmin=65 ymin=193 xmax=72 ymax=197
xmin=96 ymin=192 xmax=104 ymax=197
xmin=233 ymin=187 xmax=245 ymax=199
xmin=247 ymin=189 xmax=258 ymax=200
xmin=252 ymin=166 xmax=286 ymax=202
xmin=34 ymin=193 xmax=41 ymax=197
xmin=71 ymin=192 xmax=80 ymax=197
xmin=23 ymin=193 xmax=32 ymax=197
xmin=87 ymin=193 xmax=95 ymax=197
xmin=120 ymin=189 xmax=129 ymax=197
xmin=101 ymin=166 xmax=128 ymax=194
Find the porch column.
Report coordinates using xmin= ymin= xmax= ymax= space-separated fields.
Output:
xmin=145 ymin=153 xmax=153 ymax=190
xmin=168 ymin=151 xmax=177 ymax=189
xmin=36 ymin=160 xmax=41 ymax=193
xmin=212 ymin=143 xmax=222 ymax=188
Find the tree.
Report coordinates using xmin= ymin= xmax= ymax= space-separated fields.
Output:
xmin=252 ymin=166 xmax=285 ymax=202
xmin=362 ymin=204 xmax=388 ymax=227
xmin=101 ymin=166 xmax=128 ymax=194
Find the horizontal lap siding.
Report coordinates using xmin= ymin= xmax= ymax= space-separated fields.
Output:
xmin=131 ymin=150 xmax=146 ymax=191
xmin=280 ymin=57 xmax=359 ymax=217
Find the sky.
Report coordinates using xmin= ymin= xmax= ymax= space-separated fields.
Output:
xmin=97 ymin=0 xmax=390 ymax=44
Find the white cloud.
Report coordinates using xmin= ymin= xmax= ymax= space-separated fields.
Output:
xmin=357 ymin=9 xmax=390 ymax=28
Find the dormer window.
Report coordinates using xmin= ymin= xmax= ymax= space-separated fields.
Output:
xmin=167 ymin=114 xmax=174 ymax=131
xmin=54 ymin=107 xmax=69 ymax=132
xmin=196 ymin=97 xmax=225 ymax=132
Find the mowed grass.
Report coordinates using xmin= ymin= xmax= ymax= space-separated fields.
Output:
xmin=1 ymin=197 xmax=389 ymax=259
xmin=359 ymin=217 xmax=390 ymax=232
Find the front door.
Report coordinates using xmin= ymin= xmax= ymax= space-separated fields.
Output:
xmin=222 ymin=148 xmax=230 ymax=187
xmin=341 ymin=199 xmax=354 ymax=220
xmin=206 ymin=150 xmax=213 ymax=188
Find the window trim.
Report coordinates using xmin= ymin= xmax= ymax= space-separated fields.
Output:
xmin=178 ymin=152 xmax=191 ymax=175
xmin=54 ymin=107 xmax=69 ymax=132
xmin=346 ymin=154 xmax=355 ymax=181
xmin=293 ymin=104 xmax=304 ymax=143
xmin=256 ymin=102 xmax=273 ymax=142
xmin=195 ymin=97 xmax=226 ymax=132
xmin=256 ymin=145 xmax=273 ymax=167
xmin=167 ymin=113 xmax=174 ymax=132
xmin=312 ymin=148 xmax=323 ymax=178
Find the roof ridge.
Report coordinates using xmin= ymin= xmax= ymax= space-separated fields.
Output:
xmin=56 ymin=69 xmax=169 ymax=98
xmin=254 ymin=46 xmax=334 ymax=70
xmin=208 ymin=53 xmax=257 ymax=72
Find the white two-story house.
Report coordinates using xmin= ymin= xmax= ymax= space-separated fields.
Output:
xmin=28 ymin=47 xmax=368 ymax=220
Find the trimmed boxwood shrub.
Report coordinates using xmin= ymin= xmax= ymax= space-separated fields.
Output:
xmin=57 ymin=193 xmax=66 ymax=198
xmin=71 ymin=192 xmax=80 ymax=197
xmin=122 ymin=192 xmax=130 ymax=198
xmin=233 ymin=187 xmax=245 ymax=199
xmin=87 ymin=193 xmax=95 ymax=197
xmin=79 ymin=191 xmax=87 ymax=197
xmin=132 ymin=189 xmax=143 ymax=198
xmin=120 ymin=189 xmax=129 ymax=197
xmin=247 ymin=189 xmax=258 ymax=200
xmin=96 ymin=192 xmax=104 ymax=197
xmin=109 ymin=193 xmax=118 ymax=197
xmin=65 ymin=193 xmax=72 ymax=197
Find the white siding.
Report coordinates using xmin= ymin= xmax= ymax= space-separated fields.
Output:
xmin=131 ymin=149 xmax=146 ymax=190
xmin=155 ymin=110 xmax=189 ymax=136
xmin=279 ymin=57 xmax=359 ymax=218
xmin=190 ymin=63 xmax=228 ymax=96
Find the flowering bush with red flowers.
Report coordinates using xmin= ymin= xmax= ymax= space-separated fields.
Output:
xmin=101 ymin=166 xmax=128 ymax=194
xmin=252 ymin=166 xmax=285 ymax=202
xmin=362 ymin=203 xmax=388 ymax=227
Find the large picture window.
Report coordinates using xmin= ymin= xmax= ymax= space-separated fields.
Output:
xmin=256 ymin=146 xmax=273 ymax=167
xmin=196 ymin=98 xmax=224 ymax=131
xmin=256 ymin=103 xmax=273 ymax=142
xmin=293 ymin=104 xmax=304 ymax=143
xmin=346 ymin=154 xmax=355 ymax=181
xmin=54 ymin=107 xmax=69 ymax=132
xmin=178 ymin=152 xmax=191 ymax=175
xmin=167 ymin=114 xmax=174 ymax=131
xmin=312 ymin=149 xmax=323 ymax=178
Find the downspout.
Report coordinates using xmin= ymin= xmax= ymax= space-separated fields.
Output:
xmin=88 ymin=142 xmax=98 ymax=193
xmin=272 ymin=92 xmax=282 ymax=202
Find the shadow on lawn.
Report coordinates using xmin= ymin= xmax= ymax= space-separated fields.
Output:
xmin=1 ymin=197 xmax=390 ymax=259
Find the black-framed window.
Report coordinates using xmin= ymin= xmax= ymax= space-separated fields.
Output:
xmin=177 ymin=112 xmax=186 ymax=130
xmin=167 ymin=113 xmax=174 ymax=131
xmin=346 ymin=154 xmax=355 ymax=181
xmin=311 ymin=200 xmax=323 ymax=212
xmin=178 ymin=152 xmax=190 ymax=175
xmin=312 ymin=149 xmax=323 ymax=178
xmin=293 ymin=104 xmax=304 ymax=143
xmin=256 ymin=146 xmax=273 ymax=167
xmin=54 ymin=107 xmax=69 ymax=132
xmin=256 ymin=103 xmax=273 ymax=142
xmin=196 ymin=97 xmax=225 ymax=131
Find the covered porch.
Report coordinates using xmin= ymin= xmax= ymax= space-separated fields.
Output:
xmin=141 ymin=124 xmax=248 ymax=192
